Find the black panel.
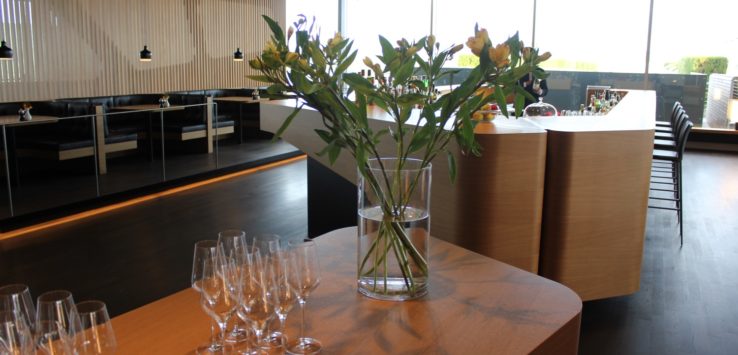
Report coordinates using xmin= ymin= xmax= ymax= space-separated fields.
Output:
xmin=307 ymin=157 xmax=357 ymax=238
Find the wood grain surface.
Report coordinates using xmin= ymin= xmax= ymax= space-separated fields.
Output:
xmin=111 ymin=227 xmax=581 ymax=355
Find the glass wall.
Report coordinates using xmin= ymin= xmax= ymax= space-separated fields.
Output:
xmin=285 ymin=0 xmax=339 ymax=39
xmin=536 ymin=0 xmax=650 ymax=74
xmin=343 ymin=0 xmax=431 ymax=71
xmin=434 ymin=0 xmax=533 ymax=68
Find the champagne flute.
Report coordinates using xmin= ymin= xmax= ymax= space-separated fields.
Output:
xmin=216 ymin=230 xmax=250 ymax=344
xmin=199 ymin=252 xmax=239 ymax=353
xmin=74 ymin=301 xmax=116 ymax=355
xmin=286 ymin=239 xmax=321 ymax=354
xmin=191 ymin=240 xmax=221 ymax=354
xmin=250 ymin=234 xmax=282 ymax=257
xmin=0 ymin=310 xmax=34 ymax=355
xmin=0 ymin=284 xmax=36 ymax=334
xmin=35 ymin=290 xmax=82 ymax=340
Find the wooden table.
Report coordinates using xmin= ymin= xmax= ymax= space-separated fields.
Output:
xmin=213 ymin=97 xmax=268 ymax=143
xmin=111 ymin=227 xmax=581 ymax=354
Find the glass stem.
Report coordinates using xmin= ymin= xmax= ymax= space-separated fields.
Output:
xmin=299 ymin=298 xmax=307 ymax=342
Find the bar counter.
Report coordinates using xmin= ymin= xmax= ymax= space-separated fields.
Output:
xmin=111 ymin=227 xmax=581 ymax=354
xmin=261 ymin=90 xmax=655 ymax=301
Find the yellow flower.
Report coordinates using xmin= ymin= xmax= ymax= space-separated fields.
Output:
xmin=285 ymin=52 xmax=299 ymax=64
xmin=363 ymin=57 xmax=374 ymax=67
xmin=427 ymin=35 xmax=436 ymax=49
xmin=329 ymin=32 xmax=343 ymax=47
xmin=538 ymin=51 xmax=552 ymax=62
xmin=297 ymin=58 xmax=310 ymax=71
xmin=466 ymin=28 xmax=489 ymax=56
xmin=474 ymin=86 xmax=495 ymax=98
xmin=406 ymin=46 xmax=419 ymax=57
xmin=488 ymin=43 xmax=510 ymax=68
xmin=264 ymin=40 xmax=279 ymax=56
xmin=248 ymin=58 xmax=263 ymax=70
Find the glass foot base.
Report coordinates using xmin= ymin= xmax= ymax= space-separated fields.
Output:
xmin=286 ymin=337 xmax=322 ymax=354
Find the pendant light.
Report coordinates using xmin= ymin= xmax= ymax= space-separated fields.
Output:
xmin=140 ymin=45 xmax=152 ymax=62
xmin=0 ymin=40 xmax=12 ymax=60
xmin=233 ymin=48 xmax=244 ymax=61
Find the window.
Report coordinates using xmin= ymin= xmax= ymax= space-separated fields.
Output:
xmin=285 ymin=0 xmax=339 ymax=39
xmin=649 ymin=0 xmax=737 ymax=75
xmin=535 ymin=0 xmax=650 ymax=73
xmin=434 ymin=0 xmax=533 ymax=68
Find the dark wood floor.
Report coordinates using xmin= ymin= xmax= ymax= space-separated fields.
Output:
xmin=2 ymin=150 xmax=737 ymax=354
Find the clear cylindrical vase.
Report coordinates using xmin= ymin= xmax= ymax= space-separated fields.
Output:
xmin=357 ymin=158 xmax=431 ymax=301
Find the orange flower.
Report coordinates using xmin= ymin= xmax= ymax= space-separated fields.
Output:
xmin=466 ymin=28 xmax=489 ymax=56
xmin=488 ymin=43 xmax=510 ymax=68
xmin=474 ymin=86 xmax=495 ymax=98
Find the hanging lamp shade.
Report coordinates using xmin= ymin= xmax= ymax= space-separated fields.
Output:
xmin=0 ymin=40 xmax=13 ymax=60
xmin=139 ymin=45 xmax=152 ymax=62
xmin=233 ymin=48 xmax=244 ymax=61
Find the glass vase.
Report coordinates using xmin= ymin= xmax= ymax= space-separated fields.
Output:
xmin=357 ymin=158 xmax=431 ymax=301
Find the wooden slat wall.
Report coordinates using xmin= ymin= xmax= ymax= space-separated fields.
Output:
xmin=0 ymin=0 xmax=286 ymax=102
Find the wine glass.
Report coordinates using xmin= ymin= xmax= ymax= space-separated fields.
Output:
xmin=0 ymin=284 xmax=36 ymax=333
xmin=267 ymin=249 xmax=297 ymax=350
xmin=199 ymin=251 xmax=239 ymax=354
xmin=216 ymin=230 xmax=250 ymax=345
xmin=74 ymin=300 xmax=116 ymax=354
xmin=249 ymin=234 xmax=282 ymax=257
xmin=191 ymin=240 xmax=221 ymax=354
xmin=286 ymin=239 xmax=322 ymax=354
xmin=238 ymin=250 xmax=277 ymax=352
xmin=0 ymin=310 xmax=34 ymax=355
xmin=35 ymin=290 xmax=82 ymax=339
xmin=35 ymin=320 xmax=75 ymax=355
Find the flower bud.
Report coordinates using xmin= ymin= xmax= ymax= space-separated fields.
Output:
xmin=427 ymin=35 xmax=436 ymax=49
xmin=450 ymin=44 xmax=464 ymax=54
xmin=538 ymin=51 xmax=552 ymax=62
xmin=363 ymin=57 xmax=374 ymax=67
xmin=285 ymin=52 xmax=299 ymax=64
xmin=248 ymin=58 xmax=263 ymax=70
xmin=287 ymin=27 xmax=295 ymax=40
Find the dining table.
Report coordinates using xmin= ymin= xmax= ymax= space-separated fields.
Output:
xmin=213 ymin=97 xmax=268 ymax=143
xmin=110 ymin=227 xmax=582 ymax=354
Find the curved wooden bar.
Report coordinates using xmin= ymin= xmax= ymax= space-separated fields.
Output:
xmin=111 ymin=227 xmax=582 ymax=354
xmin=528 ymin=90 xmax=655 ymax=301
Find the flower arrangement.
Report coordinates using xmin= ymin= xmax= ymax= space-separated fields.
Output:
xmin=249 ymin=15 xmax=550 ymax=298
xmin=19 ymin=102 xmax=33 ymax=121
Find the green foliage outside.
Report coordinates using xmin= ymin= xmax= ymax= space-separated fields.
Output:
xmin=540 ymin=58 xmax=597 ymax=71
xmin=666 ymin=56 xmax=728 ymax=75
xmin=457 ymin=54 xmax=479 ymax=68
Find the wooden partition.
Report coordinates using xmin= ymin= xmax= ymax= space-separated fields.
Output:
xmin=0 ymin=0 xmax=286 ymax=102
xmin=529 ymin=90 xmax=655 ymax=301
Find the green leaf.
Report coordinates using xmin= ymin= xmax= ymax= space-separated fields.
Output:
xmin=514 ymin=89 xmax=525 ymax=118
xmin=262 ymin=16 xmax=285 ymax=45
xmin=272 ymin=104 xmax=303 ymax=141
xmin=266 ymin=83 xmax=287 ymax=95
xmin=334 ymin=50 xmax=358 ymax=77
xmin=247 ymin=75 xmax=274 ymax=83
xmin=447 ymin=151 xmax=457 ymax=183
xmin=378 ymin=35 xmax=396 ymax=65
xmin=328 ymin=143 xmax=341 ymax=164
xmin=393 ymin=60 xmax=416 ymax=86
xmin=315 ymin=129 xmax=332 ymax=143
xmin=493 ymin=84 xmax=509 ymax=117
xmin=343 ymin=73 xmax=375 ymax=95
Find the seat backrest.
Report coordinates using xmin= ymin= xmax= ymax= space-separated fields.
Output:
xmin=670 ymin=101 xmax=684 ymax=126
xmin=676 ymin=119 xmax=693 ymax=159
